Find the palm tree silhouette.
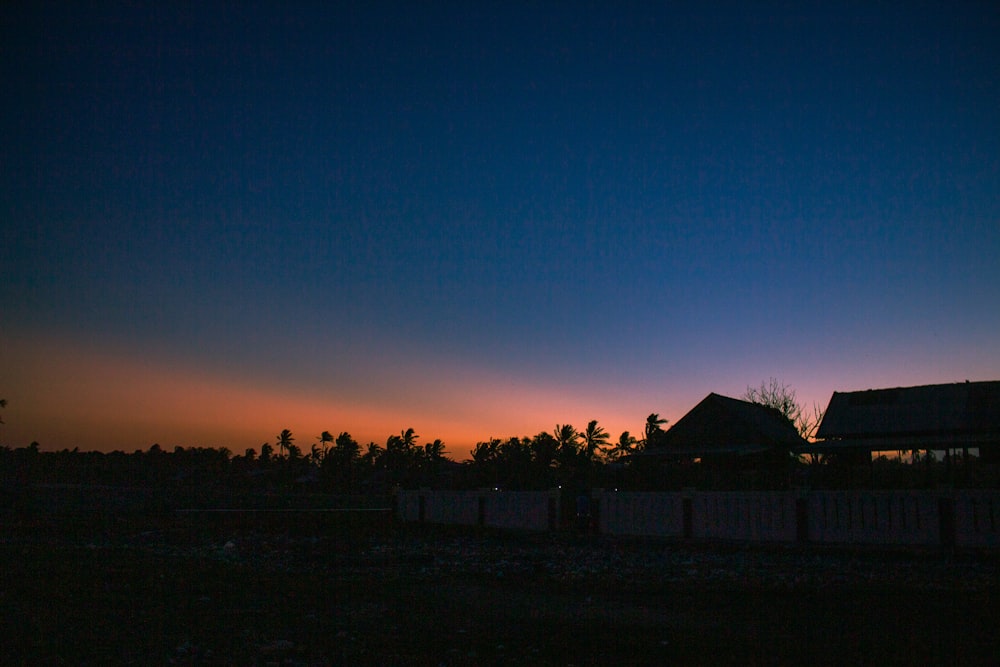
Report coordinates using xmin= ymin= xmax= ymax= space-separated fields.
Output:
xmin=276 ymin=429 xmax=294 ymax=459
xmin=362 ymin=441 xmax=384 ymax=468
xmin=424 ymin=439 xmax=446 ymax=461
xmin=643 ymin=413 xmax=668 ymax=448
xmin=553 ymin=424 xmax=580 ymax=469
xmin=317 ymin=431 xmax=334 ymax=458
xmin=530 ymin=432 xmax=559 ymax=469
xmin=472 ymin=438 xmax=499 ymax=464
xmin=334 ymin=432 xmax=361 ymax=463
xmin=608 ymin=431 xmax=639 ymax=460
xmin=554 ymin=424 xmax=579 ymax=452
xmin=400 ymin=428 xmax=419 ymax=451
xmin=580 ymin=420 xmax=610 ymax=460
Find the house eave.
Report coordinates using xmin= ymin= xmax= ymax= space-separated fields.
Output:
xmin=798 ymin=432 xmax=1000 ymax=453
xmin=639 ymin=443 xmax=777 ymax=458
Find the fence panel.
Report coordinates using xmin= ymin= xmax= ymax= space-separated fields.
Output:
xmin=807 ymin=491 xmax=939 ymax=545
xmin=600 ymin=492 xmax=684 ymax=537
xmin=955 ymin=490 xmax=1000 ymax=548
xmin=397 ymin=489 xmax=558 ymax=531
xmin=400 ymin=488 xmax=1000 ymax=549
xmin=484 ymin=490 xmax=558 ymax=532
xmin=691 ymin=492 xmax=797 ymax=542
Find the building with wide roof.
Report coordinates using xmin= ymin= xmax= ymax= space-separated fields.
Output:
xmin=802 ymin=381 xmax=1000 ymax=464
xmin=645 ymin=392 xmax=808 ymax=465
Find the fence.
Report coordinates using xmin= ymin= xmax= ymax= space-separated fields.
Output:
xmin=602 ymin=489 xmax=999 ymax=548
xmin=398 ymin=488 xmax=1000 ymax=548
xmin=954 ymin=490 xmax=1000 ymax=548
xmin=690 ymin=492 xmax=798 ymax=543
xmin=600 ymin=491 xmax=685 ymax=538
xmin=804 ymin=491 xmax=940 ymax=546
xmin=396 ymin=489 xmax=560 ymax=532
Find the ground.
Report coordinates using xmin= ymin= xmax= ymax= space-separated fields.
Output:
xmin=1 ymin=510 xmax=998 ymax=665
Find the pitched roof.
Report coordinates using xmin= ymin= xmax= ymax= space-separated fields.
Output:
xmin=650 ymin=393 xmax=807 ymax=457
xmin=817 ymin=381 xmax=1000 ymax=438
xmin=807 ymin=381 xmax=1000 ymax=452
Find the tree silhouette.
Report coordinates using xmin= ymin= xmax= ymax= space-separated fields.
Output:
xmin=499 ymin=436 xmax=530 ymax=462
xmin=553 ymin=424 xmax=579 ymax=453
xmin=553 ymin=424 xmax=582 ymax=471
xmin=580 ymin=420 xmax=610 ymax=461
xmin=743 ymin=378 xmax=826 ymax=463
xmin=472 ymin=438 xmax=500 ymax=465
xmin=317 ymin=431 xmax=334 ymax=458
xmin=424 ymin=438 xmax=446 ymax=462
xmin=319 ymin=432 xmax=361 ymax=491
xmin=643 ymin=413 xmax=669 ymax=448
xmin=471 ymin=438 xmax=504 ymax=487
xmin=361 ymin=441 xmax=385 ymax=474
xmin=742 ymin=378 xmax=824 ymax=440
xmin=275 ymin=429 xmax=295 ymax=459
xmin=530 ymin=431 xmax=559 ymax=469
xmin=400 ymin=428 xmax=419 ymax=451
xmin=333 ymin=432 xmax=361 ymax=463
xmin=608 ymin=431 xmax=639 ymax=460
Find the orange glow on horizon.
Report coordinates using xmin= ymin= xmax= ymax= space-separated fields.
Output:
xmin=8 ymin=335 xmax=973 ymax=461
xmin=1 ymin=335 xmax=669 ymax=460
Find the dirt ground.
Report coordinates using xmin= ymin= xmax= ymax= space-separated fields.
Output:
xmin=2 ymin=511 xmax=998 ymax=665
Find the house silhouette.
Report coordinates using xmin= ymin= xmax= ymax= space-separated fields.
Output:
xmin=803 ymin=381 xmax=1000 ymax=463
xmin=643 ymin=392 xmax=807 ymax=466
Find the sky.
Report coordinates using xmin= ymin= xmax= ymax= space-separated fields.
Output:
xmin=2 ymin=1 xmax=999 ymax=459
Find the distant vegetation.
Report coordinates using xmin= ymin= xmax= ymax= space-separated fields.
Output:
xmin=0 ymin=385 xmax=992 ymax=497
xmin=1 ymin=431 xmax=990 ymax=502
xmin=0 ymin=418 xmax=660 ymax=500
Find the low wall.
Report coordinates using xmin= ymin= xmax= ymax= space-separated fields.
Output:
xmin=600 ymin=492 xmax=685 ymax=538
xmin=399 ymin=488 xmax=1000 ymax=549
xmin=397 ymin=489 xmax=559 ymax=532
xmin=806 ymin=491 xmax=940 ymax=546
xmin=599 ymin=492 xmax=797 ymax=542
xmin=599 ymin=490 xmax=1000 ymax=548
xmin=954 ymin=490 xmax=1000 ymax=548
xmin=692 ymin=492 xmax=799 ymax=543
xmin=397 ymin=490 xmax=481 ymax=526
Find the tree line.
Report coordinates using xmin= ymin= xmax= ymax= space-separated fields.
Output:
xmin=0 ymin=413 xmax=674 ymax=495
xmin=0 ymin=381 xmax=817 ymax=494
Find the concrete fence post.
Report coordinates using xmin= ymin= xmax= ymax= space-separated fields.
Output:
xmin=796 ymin=495 xmax=809 ymax=543
xmin=939 ymin=495 xmax=955 ymax=547
xmin=548 ymin=490 xmax=559 ymax=531
xmin=682 ymin=496 xmax=693 ymax=539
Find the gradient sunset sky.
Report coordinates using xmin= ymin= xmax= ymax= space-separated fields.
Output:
xmin=3 ymin=2 xmax=999 ymax=458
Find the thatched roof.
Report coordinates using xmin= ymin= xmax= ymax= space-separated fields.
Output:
xmin=647 ymin=393 xmax=807 ymax=457
xmin=808 ymin=381 xmax=1000 ymax=452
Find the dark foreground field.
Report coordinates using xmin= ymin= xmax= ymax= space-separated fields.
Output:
xmin=2 ymin=510 xmax=998 ymax=665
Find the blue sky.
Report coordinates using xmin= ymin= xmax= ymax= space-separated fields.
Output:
xmin=2 ymin=2 xmax=999 ymax=456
